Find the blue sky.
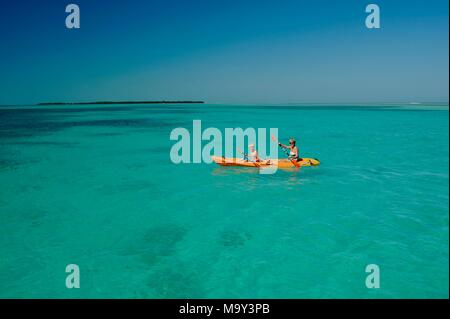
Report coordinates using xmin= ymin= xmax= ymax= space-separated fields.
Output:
xmin=0 ymin=0 xmax=448 ymax=104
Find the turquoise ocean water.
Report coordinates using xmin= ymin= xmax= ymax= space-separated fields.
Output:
xmin=0 ymin=103 xmax=448 ymax=298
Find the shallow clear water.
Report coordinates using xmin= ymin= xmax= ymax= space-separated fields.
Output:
xmin=0 ymin=103 xmax=448 ymax=298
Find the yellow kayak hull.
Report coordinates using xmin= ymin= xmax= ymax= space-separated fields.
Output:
xmin=211 ymin=156 xmax=320 ymax=168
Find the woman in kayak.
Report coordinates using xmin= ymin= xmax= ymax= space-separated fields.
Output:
xmin=278 ymin=138 xmax=301 ymax=161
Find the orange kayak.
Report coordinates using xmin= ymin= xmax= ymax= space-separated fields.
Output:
xmin=211 ymin=156 xmax=320 ymax=168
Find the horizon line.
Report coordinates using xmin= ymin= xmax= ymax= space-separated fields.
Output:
xmin=0 ymin=100 xmax=448 ymax=107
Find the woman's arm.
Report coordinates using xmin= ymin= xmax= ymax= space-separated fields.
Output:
xmin=278 ymin=143 xmax=291 ymax=149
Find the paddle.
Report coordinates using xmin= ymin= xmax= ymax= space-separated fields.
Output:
xmin=236 ymin=147 xmax=248 ymax=161
xmin=271 ymin=135 xmax=300 ymax=168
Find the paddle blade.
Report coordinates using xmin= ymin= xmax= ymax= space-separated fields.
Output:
xmin=290 ymin=159 xmax=301 ymax=168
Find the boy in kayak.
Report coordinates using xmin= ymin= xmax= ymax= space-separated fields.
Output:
xmin=278 ymin=138 xmax=301 ymax=161
xmin=248 ymin=144 xmax=261 ymax=162
xmin=246 ymin=144 xmax=270 ymax=164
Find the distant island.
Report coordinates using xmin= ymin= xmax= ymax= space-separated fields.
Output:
xmin=37 ymin=101 xmax=205 ymax=106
